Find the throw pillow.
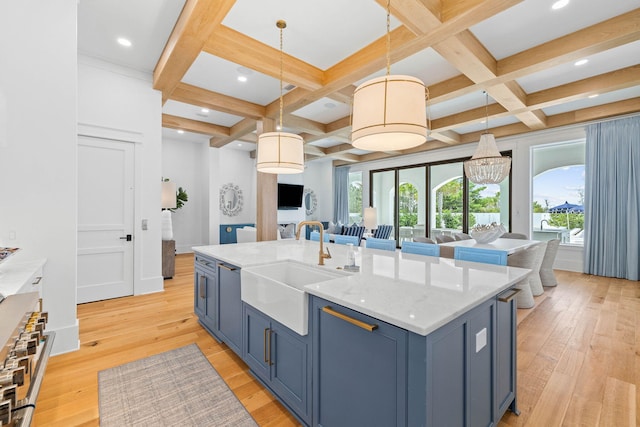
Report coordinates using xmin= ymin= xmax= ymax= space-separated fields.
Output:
xmin=327 ymin=221 xmax=336 ymax=234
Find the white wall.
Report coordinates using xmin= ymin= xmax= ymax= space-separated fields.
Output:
xmin=78 ymin=56 xmax=164 ymax=295
xmin=303 ymin=161 xmax=334 ymax=222
xmin=162 ymin=138 xmax=209 ymax=253
xmin=0 ymin=1 xmax=79 ymax=354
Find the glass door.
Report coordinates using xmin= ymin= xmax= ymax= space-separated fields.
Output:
xmin=429 ymin=162 xmax=465 ymax=239
xmin=371 ymin=170 xmax=396 ymax=243
xmin=398 ymin=166 xmax=426 ymax=246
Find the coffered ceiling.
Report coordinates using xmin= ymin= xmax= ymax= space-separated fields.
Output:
xmin=78 ymin=0 xmax=640 ymax=164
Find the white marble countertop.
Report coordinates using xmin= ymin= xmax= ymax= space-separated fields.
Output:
xmin=193 ymin=240 xmax=530 ymax=336
xmin=0 ymin=251 xmax=46 ymax=297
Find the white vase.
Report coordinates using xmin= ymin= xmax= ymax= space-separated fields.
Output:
xmin=161 ymin=209 xmax=173 ymax=240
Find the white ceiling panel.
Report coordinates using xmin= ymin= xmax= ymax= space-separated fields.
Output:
xmin=78 ymin=0 xmax=186 ymax=73
xmin=182 ymin=52 xmax=282 ymax=105
xmin=292 ymin=98 xmax=350 ymax=124
xmin=542 ymin=86 xmax=640 ymax=116
xmin=470 ymin=0 xmax=639 ymax=60
xmin=163 ymin=100 xmax=244 ymax=127
xmin=223 ymin=0 xmax=397 ymax=70
xmin=162 ymin=128 xmax=209 ymax=144
xmin=429 ymin=92 xmax=491 ymax=119
xmin=517 ymin=40 xmax=640 ymax=93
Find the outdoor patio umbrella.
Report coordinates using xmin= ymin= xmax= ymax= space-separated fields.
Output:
xmin=549 ymin=201 xmax=583 ymax=228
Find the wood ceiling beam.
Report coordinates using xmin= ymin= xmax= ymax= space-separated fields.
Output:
xmin=424 ymin=9 xmax=640 ymax=105
xmin=527 ymin=65 xmax=640 ymax=108
xmin=171 ymin=82 xmax=266 ymax=119
xmin=209 ymin=118 xmax=256 ymax=148
xmin=204 ymin=25 xmax=324 ymax=91
xmin=324 ymin=143 xmax=356 ymax=155
xmin=153 ymin=0 xmax=236 ymax=103
xmin=431 ymin=65 xmax=640 ymax=133
xmin=498 ymin=9 xmax=640 ymax=79
xmin=303 ymin=145 xmax=327 ymax=157
xmin=429 ymin=130 xmax=461 ymax=144
xmin=324 ymin=0 xmax=522 ymax=93
xmin=162 ymin=114 xmax=230 ymax=136
xmin=282 ymin=115 xmax=326 ymax=135
xmin=335 ymin=98 xmax=640 ymax=166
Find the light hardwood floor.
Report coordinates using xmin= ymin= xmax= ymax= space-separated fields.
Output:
xmin=33 ymin=254 xmax=637 ymax=426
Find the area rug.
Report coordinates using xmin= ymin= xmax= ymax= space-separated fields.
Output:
xmin=98 ymin=344 xmax=257 ymax=426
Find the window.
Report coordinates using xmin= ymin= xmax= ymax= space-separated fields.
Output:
xmin=371 ymin=154 xmax=511 ymax=246
xmin=531 ymin=141 xmax=585 ymax=245
xmin=348 ymin=171 xmax=363 ymax=224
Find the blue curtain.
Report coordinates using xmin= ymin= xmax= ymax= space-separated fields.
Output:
xmin=333 ymin=166 xmax=350 ymax=224
xmin=584 ymin=116 xmax=640 ymax=280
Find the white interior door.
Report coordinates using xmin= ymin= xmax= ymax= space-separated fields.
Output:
xmin=77 ymin=136 xmax=134 ymax=303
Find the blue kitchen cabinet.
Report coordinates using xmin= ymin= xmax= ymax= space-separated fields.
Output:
xmin=496 ymin=288 xmax=519 ymax=418
xmin=194 ymin=254 xmax=217 ymax=333
xmin=311 ymin=297 xmax=408 ymax=427
xmin=193 ymin=254 xmax=242 ymax=357
xmin=243 ymin=303 xmax=311 ymax=425
xmin=216 ymin=261 xmax=243 ymax=355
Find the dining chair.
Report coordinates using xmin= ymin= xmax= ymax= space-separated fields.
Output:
xmin=528 ymin=241 xmax=547 ymax=295
xmin=501 ymin=232 xmax=527 ymax=239
xmin=539 ymin=239 xmax=560 ymax=287
xmin=453 ymin=233 xmax=472 ymax=240
xmin=435 ymin=235 xmax=455 ymax=243
xmin=507 ymin=244 xmax=546 ymax=308
xmin=310 ymin=231 xmax=330 ymax=242
xmin=365 ymin=237 xmax=396 ymax=252
xmin=401 ymin=241 xmax=440 ymax=257
xmin=334 ymin=235 xmax=359 ymax=246
xmin=453 ymin=246 xmax=508 ymax=266
xmin=236 ymin=226 xmax=257 ymax=243
xmin=372 ymin=225 xmax=393 ymax=240
xmin=413 ymin=236 xmax=436 ymax=244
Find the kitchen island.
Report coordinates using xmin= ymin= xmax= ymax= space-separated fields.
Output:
xmin=193 ymin=239 xmax=530 ymax=426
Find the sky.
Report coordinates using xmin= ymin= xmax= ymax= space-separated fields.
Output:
xmin=533 ymin=165 xmax=585 ymax=208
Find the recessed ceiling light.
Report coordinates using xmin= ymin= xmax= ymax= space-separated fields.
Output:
xmin=276 ymin=125 xmax=282 ymax=131
xmin=237 ymin=75 xmax=248 ymax=83
xmin=574 ymin=59 xmax=588 ymax=66
xmin=588 ymin=94 xmax=599 ymax=98
xmin=201 ymin=108 xmax=209 ymax=113
xmin=551 ymin=0 xmax=569 ymax=10
xmin=177 ymin=130 xmax=184 ymax=134
xmin=237 ymin=143 xmax=243 ymax=147
xmin=117 ymin=37 xmax=132 ymax=47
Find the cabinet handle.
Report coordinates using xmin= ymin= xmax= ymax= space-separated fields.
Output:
xmin=199 ymin=276 xmax=206 ymax=299
xmin=263 ymin=328 xmax=270 ymax=364
xmin=32 ymin=277 xmax=42 ymax=285
xmin=498 ymin=288 xmax=521 ymax=303
xmin=219 ymin=264 xmax=236 ymax=271
xmin=322 ymin=306 xmax=378 ymax=332
xmin=268 ymin=329 xmax=273 ymax=366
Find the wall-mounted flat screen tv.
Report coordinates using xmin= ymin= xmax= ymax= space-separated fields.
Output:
xmin=277 ymin=183 xmax=304 ymax=210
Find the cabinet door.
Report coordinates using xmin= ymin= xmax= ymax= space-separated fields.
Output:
xmin=467 ymin=302 xmax=494 ymax=427
xmin=194 ymin=267 xmax=207 ymax=318
xmin=270 ymin=322 xmax=310 ymax=424
xmin=217 ymin=262 xmax=243 ymax=355
xmin=496 ymin=288 xmax=518 ymax=418
xmin=312 ymin=298 xmax=408 ymax=427
xmin=243 ymin=304 xmax=271 ymax=382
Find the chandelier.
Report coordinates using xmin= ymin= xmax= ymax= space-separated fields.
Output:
xmin=463 ymin=92 xmax=511 ymax=184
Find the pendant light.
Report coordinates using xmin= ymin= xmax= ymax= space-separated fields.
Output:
xmin=351 ymin=0 xmax=427 ymax=151
xmin=256 ymin=20 xmax=304 ymax=174
xmin=463 ymin=92 xmax=511 ymax=184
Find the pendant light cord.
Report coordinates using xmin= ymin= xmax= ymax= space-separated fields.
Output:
xmin=277 ymin=20 xmax=286 ymax=130
xmin=484 ymin=91 xmax=489 ymax=134
xmin=386 ymin=0 xmax=391 ymax=76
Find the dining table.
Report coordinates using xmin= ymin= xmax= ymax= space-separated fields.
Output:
xmin=439 ymin=237 xmax=539 ymax=255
